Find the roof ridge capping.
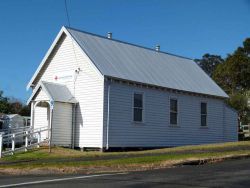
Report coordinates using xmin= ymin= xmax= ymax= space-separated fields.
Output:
xmin=64 ymin=26 xmax=194 ymax=61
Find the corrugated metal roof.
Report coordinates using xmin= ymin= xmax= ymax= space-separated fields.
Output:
xmin=27 ymin=81 xmax=77 ymax=104
xmin=4 ymin=114 xmax=19 ymax=119
xmin=66 ymin=27 xmax=228 ymax=98
xmin=42 ymin=81 xmax=77 ymax=103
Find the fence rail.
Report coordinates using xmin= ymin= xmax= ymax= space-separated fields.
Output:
xmin=0 ymin=126 xmax=31 ymax=133
xmin=0 ymin=126 xmax=50 ymax=158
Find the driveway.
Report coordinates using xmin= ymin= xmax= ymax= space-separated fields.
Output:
xmin=0 ymin=158 xmax=250 ymax=187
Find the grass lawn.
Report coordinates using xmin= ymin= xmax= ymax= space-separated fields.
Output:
xmin=0 ymin=141 xmax=250 ymax=174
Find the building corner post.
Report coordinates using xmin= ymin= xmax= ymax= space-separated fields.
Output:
xmin=30 ymin=101 xmax=35 ymax=130
xmin=49 ymin=100 xmax=54 ymax=153
xmin=106 ymin=81 xmax=111 ymax=150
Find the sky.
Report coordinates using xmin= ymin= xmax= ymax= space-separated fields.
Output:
xmin=0 ymin=0 xmax=250 ymax=102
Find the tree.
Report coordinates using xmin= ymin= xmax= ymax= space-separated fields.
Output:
xmin=195 ymin=53 xmax=224 ymax=77
xmin=213 ymin=39 xmax=250 ymax=93
xmin=227 ymin=92 xmax=249 ymax=124
xmin=0 ymin=90 xmax=10 ymax=113
xmin=212 ymin=38 xmax=250 ymax=124
xmin=212 ymin=63 xmax=231 ymax=94
xmin=243 ymin=38 xmax=250 ymax=54
xmin=0 ymin=90 xmax=30 ymax=116
xmin=237 ymin=38 xmax=250 ymax=55
xmin=8 ymin=101 xmax=23 ymax=114
xmin=7 ymin=100 xmax=30 ymax=116
xmin=19 ymin=105 xmax=31 ymax=116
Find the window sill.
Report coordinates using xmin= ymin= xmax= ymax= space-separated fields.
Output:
xmin=132 ymin=121 xmax=145 ymax=125
xmin=200 ymin=126 xmax=209 ymax=129
xmin=169 ymin=124 xmax=180 ymax=128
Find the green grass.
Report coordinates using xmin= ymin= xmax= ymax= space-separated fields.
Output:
xmin=4 ymin=141 xmax=250 ymax=160
xmin=1 ymin=141 xmax=250 ymax=170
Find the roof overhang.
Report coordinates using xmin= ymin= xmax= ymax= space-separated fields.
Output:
xmin=104 ymin=76 xmax=229 ymax=99
xmin=27 ymin=81 xmax=77 ymax=105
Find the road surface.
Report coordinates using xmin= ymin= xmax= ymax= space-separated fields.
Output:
xmin=0 ymin=158 xmax=250 ymax=187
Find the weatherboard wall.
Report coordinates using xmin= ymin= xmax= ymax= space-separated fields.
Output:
xmin=224 ymin=105 xmax=238 ymax=141
xmin=34 ymin=88 xmax=50 ymax=101
xmin=51 ymin=102 xmax=73 ymax=147
xmin=103 ymin=81 xmax=237 ymax=148
xmin=31 ymin=33 xmax=104 ymax=148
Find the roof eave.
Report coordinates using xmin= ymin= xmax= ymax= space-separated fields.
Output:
xmin=104 ymin=75 xmax=229 ymax=99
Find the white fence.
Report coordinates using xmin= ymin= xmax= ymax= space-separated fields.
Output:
xmin=0 ymin=126 xmax=50 ymax=158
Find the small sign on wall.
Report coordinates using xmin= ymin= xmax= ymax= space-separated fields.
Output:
xmin=53 ymin=71 xmax=75 ymax=83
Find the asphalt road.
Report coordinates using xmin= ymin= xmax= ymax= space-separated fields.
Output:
xmin=0 ymin=158 xmax=250 ymax=188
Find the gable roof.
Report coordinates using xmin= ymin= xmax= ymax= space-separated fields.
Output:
xmin=27 ymin=81 xmax=77 ymax=104
xmin=27 ymin=26 xmax=228 ymax=98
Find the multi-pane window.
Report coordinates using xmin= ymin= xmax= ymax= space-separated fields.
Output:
xmin=170 ymin=98 xmax=178 ymax=125
xmin=133 ymin=93 xmax=143 ymax=122
xmin=201 ymin=102 xmax=207 ymax=126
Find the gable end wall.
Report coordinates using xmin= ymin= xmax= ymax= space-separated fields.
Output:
xmin=30 ymin=33 xmax=104 ymax=148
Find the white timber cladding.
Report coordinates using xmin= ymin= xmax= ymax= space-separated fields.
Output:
xmin=51 ymin=102 xmax=72 ymax=147
xmin=103 ymin=81 xmax=237 ymax=147
xmin=32 ymin=33 xmax=104 ymax=148
xmin=34 ymin=89 xmax=50 ymax=101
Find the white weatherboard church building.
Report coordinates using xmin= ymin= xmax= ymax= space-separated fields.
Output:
xmin=27 ymin=26 xmax=238 ymax=151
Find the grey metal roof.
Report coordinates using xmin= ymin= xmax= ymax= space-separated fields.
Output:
xmin=27 ymin=81 xmax=77 ymax=104
xmin=66 ymin=27 xmax=228 ymax=98
xmin=42 ymin=81 xmax=77 ymax=103
xmin=3 ymin=114 xmax=20 ymax=119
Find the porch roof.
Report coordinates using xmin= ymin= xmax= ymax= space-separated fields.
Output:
xmin=27 ymin=81 xmax=77 ymax=105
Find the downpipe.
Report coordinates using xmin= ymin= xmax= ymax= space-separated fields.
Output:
xmin=106 ymin=82 xmax=111 ymax=150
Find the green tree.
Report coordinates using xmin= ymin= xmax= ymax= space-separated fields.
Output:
xmin=213 ymin=38 xmax=250 ymax=93
xmin=8 ymin=101 xmax=23 ymax=114
xmin=0 ymin=90 xmax=10 ymax=113
xmin=195 ymin=53 xmax=224 ymax=77
xmin=212 ymin=63 xmax=231 ymax=94
xmin=212 ymin=38 xmax=250 ymax=124
xmin=19 ymin=105 xmax=31 ymax=116
xmin=227 ymin=93 xmax=249 ymax=124
xmin=0 ymin=90 xmax=30 ymax=116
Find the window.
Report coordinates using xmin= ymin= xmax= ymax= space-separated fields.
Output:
xmin=201 ymin=102 xmax=207 ymax=126
xmin=133 ymin=93 xmax=143 ymax=122
xmin=170 ymin=98 xmax=178 ymax=125
xmin=243 ymin=126 xmax=249 ymax=131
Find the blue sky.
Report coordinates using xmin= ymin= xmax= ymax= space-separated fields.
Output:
xmin=0 ymin=0 xmax=250 ymax=101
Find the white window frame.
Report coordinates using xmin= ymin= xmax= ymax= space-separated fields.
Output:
xmin=170 ymin=97 xmax=178 ymax=126
xmin=201 ymin=102 xmax=207 ymax=127
xmin=132 ymin=92 xmax=144 ymax=123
